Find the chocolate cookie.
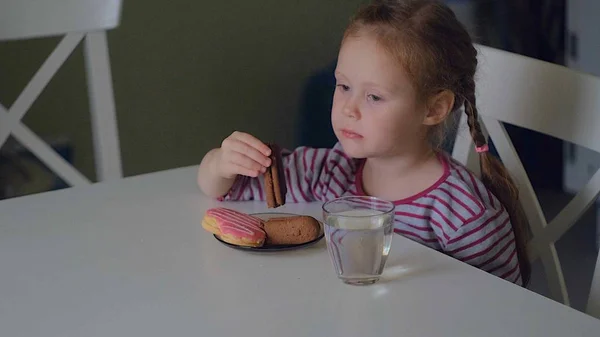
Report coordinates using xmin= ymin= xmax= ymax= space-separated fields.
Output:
xmin=264 ymin=143 xmax=287 ymax=208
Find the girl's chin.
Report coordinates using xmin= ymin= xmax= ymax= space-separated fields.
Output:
xmin=338 ymin=141 xmax=369 ymax=159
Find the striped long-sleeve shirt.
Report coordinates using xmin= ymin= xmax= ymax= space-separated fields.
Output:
xmin=220 ymin=142 xmax=522 ymax=285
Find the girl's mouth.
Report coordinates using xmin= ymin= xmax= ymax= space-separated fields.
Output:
xmin=341 ymin=129 xmax=363 ymax=139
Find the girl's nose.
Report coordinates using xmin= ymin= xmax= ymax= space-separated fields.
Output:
xmin=343 ymin=97 xmax=360 ymax=119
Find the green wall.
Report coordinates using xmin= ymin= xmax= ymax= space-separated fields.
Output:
xmin=0 ymin=0 xmax=364 ymax=181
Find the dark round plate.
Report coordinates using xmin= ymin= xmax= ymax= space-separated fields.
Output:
xmin=213 ymin=212 xmax=324 ymax=252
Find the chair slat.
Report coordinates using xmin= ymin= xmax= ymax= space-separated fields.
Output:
xmin=0 ymin=33 xmax=83 ymax=148
xmin=0 ymin=0 xmax=122 ymax=40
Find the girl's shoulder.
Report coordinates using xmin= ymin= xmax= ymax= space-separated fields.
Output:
xmin=404 ymin=152 xmax=508 ymax=233
xmin=438 ymin=152 xmax=502 ymax=211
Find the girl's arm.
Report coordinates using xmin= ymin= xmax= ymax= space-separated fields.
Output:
xmin=197 ymin=148 xmax=236 ymax=198
xmin=219 ymin=143 xmax=359 ymax=203
xmin=445 ymin=208 xmax=522 ymax=285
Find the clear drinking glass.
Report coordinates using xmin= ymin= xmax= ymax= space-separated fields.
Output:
xmin=322 ymin=196 xmax=395 ymax=285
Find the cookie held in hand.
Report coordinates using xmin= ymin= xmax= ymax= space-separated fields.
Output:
xmin=264 ymin=143 xmax=287 ymax=208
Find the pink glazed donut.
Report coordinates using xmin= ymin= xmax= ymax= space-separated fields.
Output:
xmin=202 ymin=207 xmax=266 ymax=247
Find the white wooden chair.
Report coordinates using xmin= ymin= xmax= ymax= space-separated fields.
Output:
xmin=452 ymin=44 xmax=600 ymax=315
xmin=0 ymin=0 xmax=123 ymax=186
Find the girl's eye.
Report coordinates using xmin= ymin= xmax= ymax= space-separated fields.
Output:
xmin=337 ymin=84 xmax=350 ymax=91
xmin=368 ymin=94 xmax=382 ymax=102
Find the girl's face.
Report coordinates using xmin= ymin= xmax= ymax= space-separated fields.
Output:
xmin=331 ymin=34 xmax=429 ymax=159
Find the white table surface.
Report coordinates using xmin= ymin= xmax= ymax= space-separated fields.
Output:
xmin=1 ymin=166 xmax=599 ymax=337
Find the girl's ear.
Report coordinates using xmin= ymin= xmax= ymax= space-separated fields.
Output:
xmin=423 ymin=90 xmax=455 ymax=126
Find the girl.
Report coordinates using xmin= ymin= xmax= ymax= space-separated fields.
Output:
xmin=198 ymin=0 xmax=530 ymax=285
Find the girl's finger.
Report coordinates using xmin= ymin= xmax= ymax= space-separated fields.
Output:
xmin=229 ymin=138 xmax=271 ymax=167
xmin=231 ymin=131 xmax=272 ymax=156
xmin=227 ymin=151 xmax=265 ymax=173
xmin=226 ymin=163 xmax=261 ymax=178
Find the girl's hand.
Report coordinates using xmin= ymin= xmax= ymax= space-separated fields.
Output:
xmin=216 ymin=131 xmax=272 ymax=179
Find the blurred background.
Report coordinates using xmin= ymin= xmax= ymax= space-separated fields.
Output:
xmin=3 ymin=0 xmax=595 ymax=197
xmin=0 ymin=0 xmax=364 ymax=194
xmin=1 ymin=0 xmax=599 ymax=311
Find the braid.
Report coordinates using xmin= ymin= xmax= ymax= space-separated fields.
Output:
xmin=464 ymin=81 xmax=487 ymax=147
xmin=463 ymin=79 xmax=532 ymax=285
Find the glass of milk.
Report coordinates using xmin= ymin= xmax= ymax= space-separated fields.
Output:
xmin=322 ymin=196 xmax=395 ymax=285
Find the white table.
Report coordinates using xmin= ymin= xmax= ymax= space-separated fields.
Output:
xmin=1 ymin=166 xmax=599 ymax=337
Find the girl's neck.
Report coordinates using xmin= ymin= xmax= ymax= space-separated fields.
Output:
xmin=361 ymin=141 xmax=445 ymax=202
xmin=364 ymin=142 xmax=435 ymax=178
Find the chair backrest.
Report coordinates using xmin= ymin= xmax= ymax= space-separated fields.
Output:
xmin=0 ymin=0 xmax=121 ymax=40
xmin=0 ymin=0 xmax=123 ymax=187
xmin=452 ymin=44 xmax=600 ymax=311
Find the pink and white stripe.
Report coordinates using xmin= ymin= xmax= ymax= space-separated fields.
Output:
xmin=206 ymin=207 xmax=265 ymax=241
